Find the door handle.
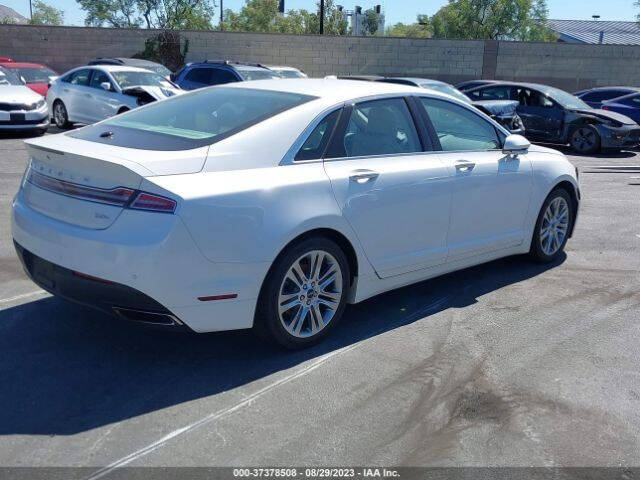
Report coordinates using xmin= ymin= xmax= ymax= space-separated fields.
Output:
xmin=63 ymin=88 xmax=69 ymax=92
xmin=349 ymin=169 xmax=379 ymax=184
xmin=455 ymin=160 xmax=475 ymax=172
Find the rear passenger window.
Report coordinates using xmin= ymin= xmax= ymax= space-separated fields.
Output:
xmin=337 ymin=98 xmax=421 ymax=158
xmin=295 ymin=110 xmax=340 ymax=161
xmin=421 ymin=97 xmax=500 ymax=151
xmin=210 ymin=68 xmax=238 ymax=85
xmin=184 ymin=68 xmax=211 ymax=85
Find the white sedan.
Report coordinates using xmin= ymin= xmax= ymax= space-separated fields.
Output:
xmin=46 ymin=65 xmax=182 ymax=128
xmin=12 ymin=79 xmax=580 ymax=348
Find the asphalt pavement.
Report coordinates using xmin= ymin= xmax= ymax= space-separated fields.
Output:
xmin=0 ymin=129 xmax=639 ymax=473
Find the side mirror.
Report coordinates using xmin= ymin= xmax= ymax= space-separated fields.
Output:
xmin=502 ymin=134 xmax=530 ymax=156
xmin=100 ymin=82 xmax=111 ymax=91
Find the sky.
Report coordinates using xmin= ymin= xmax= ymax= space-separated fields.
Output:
xmin=2 ymin=0 xmax=638 ymax=27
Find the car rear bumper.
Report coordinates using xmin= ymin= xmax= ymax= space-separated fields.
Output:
xmin=11 ymin=189 xmax=268 ymax=332
xmin=14 ymin=241 xmax=192 ymax=329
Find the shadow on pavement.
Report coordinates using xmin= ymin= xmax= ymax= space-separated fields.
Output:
xmin=0 ymin=253 xmax=565 ymax=435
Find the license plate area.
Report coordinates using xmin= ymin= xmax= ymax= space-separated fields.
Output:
xmin=10 ymin=113 xmax=26 ymax=123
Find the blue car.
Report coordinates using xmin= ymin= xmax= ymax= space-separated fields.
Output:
xmin=171 ymin=60 xmax=279 ymax=90
xmin=600 ymin=92 xmax=640 ymax=124
xmin=574 ymin=86 xmax=639 ymax=109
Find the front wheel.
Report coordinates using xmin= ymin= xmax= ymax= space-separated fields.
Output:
xmin=530 ymin=188 xmax=573 ymax=263
xmin=570 ymin=125 xmax=600 ymax=154
xmin=255 ymin=237 xmax=350 ymax=349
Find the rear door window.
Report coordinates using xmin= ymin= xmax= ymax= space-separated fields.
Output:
xmin=210 ymin=68 xmax=238 ymax=85
xmin=68 ymin=69 xmax=91 ymax=86
xmin=184 ymin=67 xmax=212 ymax=86
xmin=329 ymin=98 xmax=422 ymax=158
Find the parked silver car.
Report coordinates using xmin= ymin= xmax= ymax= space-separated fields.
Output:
xmin=0 ymin=66 xmax=48 ymax=134
xmin=46 ymin=65 xmax=182 ymax=128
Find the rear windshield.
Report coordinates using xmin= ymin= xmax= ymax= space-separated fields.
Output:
xmin=13 ymin=67 xmax=57 ymax=83
xmin=236 ymin=68 xmax=280 ymax=81
xmin=68 ymin=87 xmax=315 ymax=150
xmin=111 ymin=70 xmax=172 ymax=89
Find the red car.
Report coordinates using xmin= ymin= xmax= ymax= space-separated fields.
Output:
xmin=0 ymin=61 xmax=57 ymax=96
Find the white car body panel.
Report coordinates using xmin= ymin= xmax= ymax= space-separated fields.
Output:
xmin=12 ymin=79 xmax=580 ymax=333
xmin=0 ymin=84 xmax=48 ymax=130
xmin=46 ymin=65 xmax=182 ymax=125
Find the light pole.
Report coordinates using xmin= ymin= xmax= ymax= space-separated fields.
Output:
xmin=29 ymin=0 xmax=33 ymax=21
xmin=320 ymin=0 xmax=324 ymax=34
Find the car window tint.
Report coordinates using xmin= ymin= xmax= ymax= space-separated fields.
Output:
xmin=582 ymin=89 xmax=631 ymax=102
xmin=69 ymin=87 xmax=316 ymax=150
xmin=69 ymin=69 xmax=90 ymax=86
xmin=89 ymin=70 xmax=111 ymax=89
xmin=295 ymin=109 xmax=340 ymax=161
xmin=340 ymin=98 xmax=421 ymax=158
xmin=210 ymin=68 xmax=238 ymax=85
xmin=184 ymin=68 xmax=211 ymax=85
xmin=421 ymin=97 xmax=500 ymax=151
xmin=476 ymin=86 xmax=512 ymax=100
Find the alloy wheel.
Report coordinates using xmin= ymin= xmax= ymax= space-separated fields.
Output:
xmin=53 ymin=103 xmax=67 ymax=128
xmin=572 ymin=127 xmax=597 ymax=153
xmin=539 ymin=197 xmax=570 ymax=256
xmin=277 ymin=250 xmax=343 ymax=338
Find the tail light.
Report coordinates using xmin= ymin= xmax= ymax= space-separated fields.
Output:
xmin=27 ymin=169 xmax=176 ymax=213
xmin=129 ymin=192 xmax=176 ymax=213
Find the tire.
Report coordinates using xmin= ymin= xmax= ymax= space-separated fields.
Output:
xmin=529 ymin=188 xmax=574 ymax=263
xmin=254 ymin=237 xmax=350 ymax=349
xmin=116 ymin=107 xmax=129 ymax=115
xmin=52 ymin=100 xmax=71 ymax=129
xmin=570 ymin=125 xmax=601 ymax=155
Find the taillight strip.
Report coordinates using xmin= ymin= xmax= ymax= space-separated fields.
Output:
xmin=28 ymin=170 xmax=134 ymax=207
xmin=27 ymin=170 xmax=176 ymax=213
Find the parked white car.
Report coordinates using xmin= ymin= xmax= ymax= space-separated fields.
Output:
xmin=46 ymin=65 xmax=182 ymax=128
xmin=265 ymin=65 xmax=308 ymax=78
xmin=13 ymin=79 xmax=580 ymax=348
xmin=0 ymin=66 xmax=48 ymax=134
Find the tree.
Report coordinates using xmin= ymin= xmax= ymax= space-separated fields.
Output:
xmin=430 ymin=0 xmax=554 ymax=41
xmin=362 ymin=8 xmax=381 ymax=36
xmin=386 ymin=14 xmax=431 ymax=38
xmin=221 ymin=0 xmax=347 ymax=35
xmin=29 ymin=0 xmax=64 ymax=25
xmin=76 ymin=0 xmax=216 ymax=29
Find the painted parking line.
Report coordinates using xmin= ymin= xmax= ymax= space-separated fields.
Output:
xmin=0 ymin=289 xmax=47 ymax=305
xmin=85 ymin=295 xmax=453 ymax=480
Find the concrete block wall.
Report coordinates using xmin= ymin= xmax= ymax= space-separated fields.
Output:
xmin=1 ymin=25 xmax=640 ymax=90
xmin=496 ymin=42 xmax=640 ymax=91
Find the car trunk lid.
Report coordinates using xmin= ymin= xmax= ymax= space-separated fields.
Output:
xmin=21 ymin=133 xmax=205 ymax=229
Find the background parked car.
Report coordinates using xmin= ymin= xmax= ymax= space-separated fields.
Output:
xmin=465 ymin=81 xmax=640 ymax=153
xmin=379 ymin=77 xmax=525 ymax=134
xmin=456 ymin=79 xmax=500 ymax=92
xmin=264 ymin=65 xmax=307 ymax=78
xmin=574 ymin=86 xmax=639 ymax=108
xmin=172 ymin=60 xmax=280 ymax=90
xmin=599 ymin=92 xmax=640 ymax=124
xmin=0 ymin=66 xmax=48 ymax=135
xmin=88 ymin=57 xmax=172 ymax=79
xmin=0 ymin=60 xmax=57 ymax=96
xmin=47 ymin=65 xmax=182 ymax=129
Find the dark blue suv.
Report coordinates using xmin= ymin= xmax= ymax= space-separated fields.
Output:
xmin=171 ymin=60 xmax=280 ymax=90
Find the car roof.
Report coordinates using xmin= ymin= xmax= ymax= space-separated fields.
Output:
xmin=0 ymin=61 xmax=50 ymax=69
xmin=223 ymin=78 xmax=431 ymax=104
xmin=384 ymin=77 xmax=449 ymax=86
xmin=467 ymin=81 xmax=560 ymax=92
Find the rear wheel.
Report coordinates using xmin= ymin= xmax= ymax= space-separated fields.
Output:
xmin=530 ymin=188 xmax=573 ymax=263
xmin=116 ymin=107 xmax=129 ymax=115
xmin=570 ymin=125 xmax=600 ymax=154
xmin=52 ymin=100 xmax=70 ymax=129
xmin=255 ymin=237 xmax=350 ymax=349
